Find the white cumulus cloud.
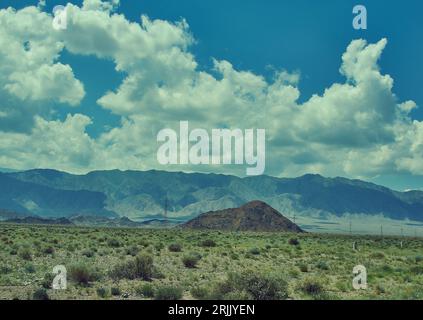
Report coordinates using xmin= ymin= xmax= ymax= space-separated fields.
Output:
xmin=0 ymin=1 xmax=421 ymax=183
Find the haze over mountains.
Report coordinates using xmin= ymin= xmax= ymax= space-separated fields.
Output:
xmin=0 ymin=169 xmax=423 ymax=228
xmin=0 ymin=172 xmax=114 ymax=218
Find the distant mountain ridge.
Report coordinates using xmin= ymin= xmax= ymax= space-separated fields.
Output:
xmin=2 ymin=215 xmax=171 ymax=228
xmin=1 ymin=169 xmax=423 ymax=223
xmin=183 ymin=201 xmax=304 ymax=232
xmin=0 ymin=209 xmax=31 ymax=220
xmin=0 ymin=172 xmax=115 ymax=218
xmin=4 ymin=216 xmax=73 ymax=225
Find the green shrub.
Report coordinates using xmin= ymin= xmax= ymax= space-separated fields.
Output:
xmin=136 ymin=283 xmax=155 ymax=298
xmin=298 ymin=262 xmax=309 ymax=273
xmin=200 ymin=239 xmax=216 ymax=247
xmin=381 ymin=264 xmax=393 ymax=273
xmin=19 ymin=248 xmax=32 ymax=261
xmin=212 ymin=272 xmax=289 ymax=300
xmin=210 ymin=279 xmax=235 ymax=299
xmin=33 ymin=288 xmax=49 ymax=300
xmin=0 ymin=265 xmax=12 ymax=274
xmin=139 ymin=239 xmax=150 ymax=247
xmin=69 ymin=264 xmax=98 ymax=286
xmin=154 ymin=242 xmax=164 ymax=252
xmin=82 ymin=249 xmax=95 ymax=258
xmin=155 ymin=285 xmax=183 ymax=300
xmin=182 ymin=252 xmax=202 ymax=268
xmin=410 ymin=266 xmax=423 ymax=275
xmin=375 ymin=284 xmax=386 ymax=294
xmin=43 ymin=246 xmax=55 ymax=255
xmin=168 ymin=243 xmax=182 ymax=252
xmin=110 ymin=253 xmax=154 ymax=280
xmin=152 ymin=267 xmax=165 ymax=279
xmin=107 ymin=239 xmax=121 ymax=248
xmin=24 ymin=263 xmax=36 ymax=273
xmin=190 ymin=286 xmax=209 ymax=299
xmin=111 ymin=287 xmax=121 ymax=296
xmin=237 ymin=272 xmax=288 ymax=300
xmin=288 ymin=238 xmax=300 ymax=246
xmin=125 ymin=245 xmax=139 ymax=256
xmin=315 ymin=261 xmax=329 ymax=270
xmin=370 ymin=252 xmax=385 ymax=259
xmin=249 ymin=248 xmax=261 ymax=255
xmin=230 ymin=252 xmax=239 ymax=260
xmin=134 ymin=253 xmax=154 ymax=280
xmin=41 ymin=273 xmax=54 ymax=289
xmin=223 ymin=290 xmax=251 ymax=300
xmin=96 ymin=287 xmax=109 ymax=298
xmin=300 ymin=278 xmax=324 ymax=296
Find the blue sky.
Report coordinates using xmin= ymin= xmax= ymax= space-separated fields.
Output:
xmin=0 ymin=0 xmax=423 ymax=191
xmin=4 ymin=0 xmax=423 ymax=132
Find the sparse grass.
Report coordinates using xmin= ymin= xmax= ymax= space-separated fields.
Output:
xmin=190 ymin=286 xmax=210 ymax=299
xmin=315 ymin=260 xmax=329 ymax=270
xmin=298 ymin=262 xmax=309 ymax=273
xmin=0 ymin=224 xmax=422 ymax=300
xmin=155 ymin=285 xmax=183 ymax=300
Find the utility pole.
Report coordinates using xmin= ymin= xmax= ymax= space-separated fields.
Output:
xmin=349 ymin=221 xmax=352 ymax=236
xmin=400 ymin=227 xmax=404 ymax=248
xmin=380 ymin=225 xmax=383 ymax=238
xmin=164 ymin=195 xmax=168 ymax=222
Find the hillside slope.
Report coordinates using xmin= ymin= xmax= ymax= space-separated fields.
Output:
xmin=184 ymin=201 xmax=303 ymax=232
xmin=0 ymin=173 xmax=116 ymax=218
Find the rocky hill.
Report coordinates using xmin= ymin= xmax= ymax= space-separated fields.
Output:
xmin=183 ymin=201 xmax=303 ymax=232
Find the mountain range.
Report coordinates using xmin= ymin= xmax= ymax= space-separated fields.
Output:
xmin=1 ymin=215 xmax=172 ymax=228
xmin=0 ymin=169 xmax=423 ymax=225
